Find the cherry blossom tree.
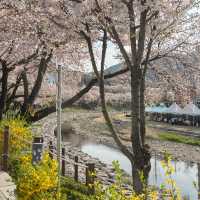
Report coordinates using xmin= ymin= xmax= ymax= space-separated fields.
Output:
xmin=0 ymin=1 xmax=57 ymax=118
xmin=23 ymin=3 xmax=200 ymax=193
xmin=61 ymin=0 xmax=200 ymax=193
xmin=1 ymin=0 xmax=199 ymax=192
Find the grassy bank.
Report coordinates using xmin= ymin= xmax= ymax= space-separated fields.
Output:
xmin=158 ymin=132 xmax=200 ymax=146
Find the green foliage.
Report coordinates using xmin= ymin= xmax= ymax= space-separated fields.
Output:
xmin=61 ymin=176 xmax=95 ymax=200
xmin=61 ymin=176 xmax=91 ymax=195
xmin=62 ymin=187 xmax=92 ymax=200
xmin=158 ymin=132 xmax=200 ymax=146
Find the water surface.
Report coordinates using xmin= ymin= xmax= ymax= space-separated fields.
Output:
xmin=64 ymin=134 xmax=199 ymax=199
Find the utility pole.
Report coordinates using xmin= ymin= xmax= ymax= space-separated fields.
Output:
xmin=56 ymin=58 xmax=62 ymax=199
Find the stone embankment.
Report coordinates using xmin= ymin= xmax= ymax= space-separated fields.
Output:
xmin=34 ymin=114 xmax=132 ymax=188
xmin=62 ymin=144 xmax=131 ymax=187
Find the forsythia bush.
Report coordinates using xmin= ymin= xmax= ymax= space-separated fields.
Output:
xmin=159 ymin=153 xmax=182 ymax=200
xmin=0 ymin=117 xmax=32 ymax=156
xmin=16 ymin=153 xmax=58 ymax=200
xmin=0 ymin=117 xmax=60 ymax=200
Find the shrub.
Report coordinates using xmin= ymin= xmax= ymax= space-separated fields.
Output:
xmin=16 ymin=152 xmax=58 ymax=200
xmin=0 ymin=117 xmax=60 ymax=200
xmin=0 ymin=116 xmax=32 ymax=157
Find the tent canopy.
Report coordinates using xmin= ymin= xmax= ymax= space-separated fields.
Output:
xmin=164 ymin=103 xmax=183 ymax=115
xmin=182 ymin=102 xmax=200 ymax=116
xmin=145 ymin=106 xmax=153 ymax=112
xmin=145 ymin=104 xmax=167 ymax=114
xmin=145 ymin=102 xmax=200 ymax=116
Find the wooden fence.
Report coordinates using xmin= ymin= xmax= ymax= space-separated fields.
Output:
xmin=1 ymin=126 xmax=95 ymax=194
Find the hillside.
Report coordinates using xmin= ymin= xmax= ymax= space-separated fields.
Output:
xmin=81 ymin=59 xmax=198 ymax=107
xmin=20 ymin=52 xmax=200 ymax=108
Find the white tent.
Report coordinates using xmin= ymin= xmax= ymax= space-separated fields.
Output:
xmin=182 ymin=102 xmax=200 ymax=116
xmin=164 ymin=103 xmax=183 ymax=115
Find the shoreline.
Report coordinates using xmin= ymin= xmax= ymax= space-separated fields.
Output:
xmin=34 ymin=111 xmax=200 ymax=166
xmin=75 ymin=131 xmax=200 ymax=164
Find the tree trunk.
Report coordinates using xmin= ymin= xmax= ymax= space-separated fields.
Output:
xmin=0 ymin=61 xmax=8 ymax=120
xmin=21 ymin=70 xmax=29 ymax=112
xmin=21 ymin=50 xmax=52 ymax=115
xmin=131 ymin=161 xmax=143 ymax=194
xmin=26 ymin=60 xmax=47 ymax=105
xmin=131 ymin=67 xmax=143 ymax=162
xmin=130 ymin=67 xmax=151 ymax=193
xmin=140 ymin=77 xmax=146 ymax=145
xmin=6 ymin=72 xmax=23 ymax=111
xmin=130 ymin=67 xmax=144 ymax=193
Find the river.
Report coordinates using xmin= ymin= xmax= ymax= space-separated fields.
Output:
xmin=64 ymin=133 xmax=199 ymax=199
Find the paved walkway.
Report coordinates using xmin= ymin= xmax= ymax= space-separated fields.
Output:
xmin=0 ymin=171 xmax=16 ymax=200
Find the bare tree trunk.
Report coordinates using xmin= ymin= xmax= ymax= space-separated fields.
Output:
xmin=96 ymin=31 xmax=144 ymax=193
xmin=131 ymin=161 xmax=143 ymax=194
xmin=131 ymin=68 xmax=143 ymax=163
xmin=21 ymin=70 xmax=29 ymax=112
xmin=6 ymin=72 xmax=23 ymax=111
xmin=21 ymin=49 xmax=52 ymax=115
xmin=27 ymin=51 xmax=52 ymax=106
xmin=0 ymin=61 xmax=8 ymax=120
xmin=98 ymin=30 xmax=134 ymax=162
xmin=131 ymin=68 xmax=151 ymax=193
xmin=130 ymin=72 xmax=146 ymax=193
xmin=83 ymin=27 xmax=144 ymax=192
xmin=140 ymin=77 xmax=146 ymax=145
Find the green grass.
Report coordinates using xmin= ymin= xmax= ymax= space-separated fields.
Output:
xmin=158 ymin=132 xmax=200 ymax=146
xmin=61 ymin=176 xmax=94 ymax=200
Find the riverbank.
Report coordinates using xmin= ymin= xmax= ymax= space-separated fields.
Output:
xmin=34 ymin=107 xmax=200 ymax=164
xmin=33 ymin=108 xmax=200 ymax=199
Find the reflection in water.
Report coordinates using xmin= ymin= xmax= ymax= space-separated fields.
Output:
xmin=150 ymin=152 xmax=197 ymax=200
xmin=81 ymin=143 xmax=198 ymax=200
xmin=64 ymin=134 xmax=198 ymax=200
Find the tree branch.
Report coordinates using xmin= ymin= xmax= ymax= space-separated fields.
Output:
xmin=80 ymin=28 xmax=100 ymax=79
xmin=99 ymin=29 xmax=134 ymax=161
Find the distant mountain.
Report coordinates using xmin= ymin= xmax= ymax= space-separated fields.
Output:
xmin=83 ymin=62 xmax=124 ymax=84
xmin=83 ymin=62 xmax=158 ymax=85
xmin=80 ymin=54 xmax=200 ymax=107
